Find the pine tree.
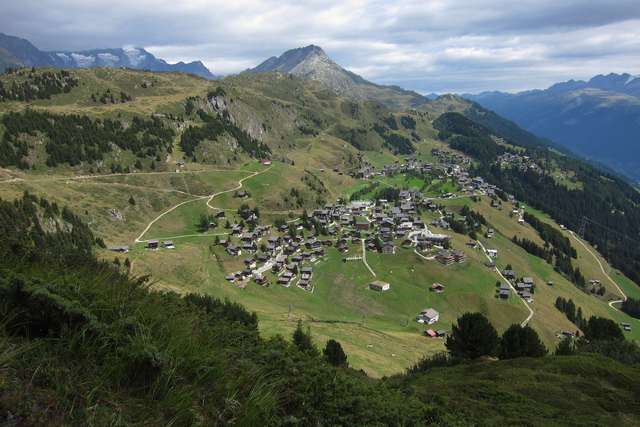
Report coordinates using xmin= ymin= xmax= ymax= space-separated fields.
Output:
xmin=583 ymin=317 xmax=624 ymax=341
xmin=499 ymin=324 xmax=547 ymax=359
xmin=292 ymin=320 xmax=315 ymax=353
xmin=555 ymin=337 xmax=576 ymax=356
xmin=323 ymin=339 xmax=348 ymax=367
xmin=445 ymin=313 xmax=499 ymax=359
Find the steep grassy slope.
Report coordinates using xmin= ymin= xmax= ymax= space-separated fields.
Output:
xmin=0 ymin=67 xmax=638 ymax=378
xmin=0 ymin=193 xmax=637 ymax=425
xmin=4 ymin=260 xmax=639 ymax=425
xmin=399 ymin=354 xmax=640 ymax=426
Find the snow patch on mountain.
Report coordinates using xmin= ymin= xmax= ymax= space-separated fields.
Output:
xmin=97 ymin=52 xmax=119 ymax=65
xmin=122 ymin=46 xmax=146 ymax=67
xmin=70 ymin=53 xmax=95 ymax=67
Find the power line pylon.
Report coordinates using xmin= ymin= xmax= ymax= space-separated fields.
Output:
xmin=577 ymin=216 xmax=587 ymax=238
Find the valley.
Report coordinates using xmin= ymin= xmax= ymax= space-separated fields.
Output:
xmin=1 ymin=71 xmax=637 ymax=377
xmin=3 ymin=4 xmax=640 ymax=423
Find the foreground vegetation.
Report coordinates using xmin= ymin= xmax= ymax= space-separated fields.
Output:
xmin=1 ymin=193 xmax=639 ymax=425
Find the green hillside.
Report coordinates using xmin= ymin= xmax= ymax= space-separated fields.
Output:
xmin=0 ymin=192 xmax=638 ymax=425
xmin=0 ymin=67 xmax=638 ymax=379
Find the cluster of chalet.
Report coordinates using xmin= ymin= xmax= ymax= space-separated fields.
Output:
xmin=355 ymin=150 xmax=502 ymax=201
xmin=353 ymin=150 xmax=472 ymax=182
xmin=381 ymin=158 xmax=435 ymax=177
xmin=454 ymin=173 xmax=497 ymax=196
xmin=310 ymin=197 xmax=453 ymax=256
xmin=111 ymin=240 xmax=176 ymax=253
xmin=430 ymin=148 xmax=469 ymax=166
xmin=353 ymin=158 xmax=436 ymax=180
xmin=497 ymin=153 xmax=543 ymax=174
xmin=222 ymin=224 xmax=325 ymax=291
xmin=435 ymin=249 xmax=466 ymax=265
xmin=221 ymin=224 xmax=272 ymax=256
xmin=501 ymin=269 xmax=535 ymax=302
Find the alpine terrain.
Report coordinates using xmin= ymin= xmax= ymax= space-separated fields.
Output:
xmin=466 ymin=73 xmax=640 ymax=182
xmin=0 ymin=32 xmax=215 ymax=79
xmin=0 ymin=14 xmax=639 ymax=426
xmin=247 ymin=44 xmax=428 ymax=109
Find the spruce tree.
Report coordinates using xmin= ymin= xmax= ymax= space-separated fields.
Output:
xmin=499 ymin=324 xmax=547 ymax=359
xmin=292 ymin=320 xmax=315 ymax=353
xmin=583 ymin=317 xmax=624 ymax=341
xmin=445 ymin=312 xmax=499 ymax=359
xmin=555 ymin=337 xmax=576 ymax=356
xmin=323 ymin=339 xmax=348 ymax=367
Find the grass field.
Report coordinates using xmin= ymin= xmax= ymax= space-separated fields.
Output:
xmin=1 ymin=67 xmax=638 ymax=378
xmin=3 ymin=153 xmax=638 ymax=376
xmin=126 ymin=237 xmax=532 ymax=377
xmin=440 ymin=196 xmax=640 ymax=343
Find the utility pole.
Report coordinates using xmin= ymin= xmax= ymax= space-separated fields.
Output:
xmin=577 ymin=216 xmax=587 ymax=238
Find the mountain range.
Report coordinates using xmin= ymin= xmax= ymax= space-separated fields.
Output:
xmin=2 ymin=32 xmax=639 ymax=182
xmin=0 ymin=33 xmax=215 ymax=79
xmin=246 ymin=45 xmax=428 ymax=110
xmin=465 ymin=74 xmax=640 ymax=182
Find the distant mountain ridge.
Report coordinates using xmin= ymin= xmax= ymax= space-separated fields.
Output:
xmin=0 ymin=33 xmax=215 ymax=79
xmin=465 ymin=73 xmax=640 ymax=182
xmin=246 ymin=45 xmax=428 ymax=110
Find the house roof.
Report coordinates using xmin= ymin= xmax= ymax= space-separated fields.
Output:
xmin=421 ymin=308 xmax=439 ymax=318
xmin=370 ymin=280 xmax=390 ymax=287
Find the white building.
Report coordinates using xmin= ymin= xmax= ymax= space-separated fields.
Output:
xmin=416 ymin=308 xmax=440 ymax=324
xmin=369 ymin=280 xmax=391 ymax=292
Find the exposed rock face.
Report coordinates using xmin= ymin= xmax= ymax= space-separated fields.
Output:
xmin=250 ymin=45 xmax=358 ymax=96
xmin=247 ymin=45 xmax=427 ymax=110
xmin=205 ymin=93 xmax=265 ymax=141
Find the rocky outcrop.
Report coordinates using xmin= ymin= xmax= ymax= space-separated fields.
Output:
xmin=246 ymin=45 xmax=428 ymax=110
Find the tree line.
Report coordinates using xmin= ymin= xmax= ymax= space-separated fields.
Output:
xmin=373 ymin=123 xmax=415 ymax=154
xmin=180 ymin=109 xmax=271 ymax=161
xmin=0 ymin=109 xmax=174 ymax=168
xmin=523 ymin=211 xmax=576 ymax=258
xmin=511 ymin=235 xmax=586 ymax=288
xmin=435 ymin=111 xmax=640 ymax=286
xmin=0 ymin=68 xmax=78 ymax=102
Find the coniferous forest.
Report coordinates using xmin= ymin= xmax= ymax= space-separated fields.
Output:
xmin=0 ymin=68 xmax=79 ymax=102
xmin=0 ymin=110 xmax=175 ymax=168
xmin=180 ymin=109 xmax=271 ymax=160
xmin=435 ymin=112 xmax=640 ymax=285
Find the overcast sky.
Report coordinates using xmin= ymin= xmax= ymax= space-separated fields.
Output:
xmin=3 ymin=0 xmax=640 ymax=93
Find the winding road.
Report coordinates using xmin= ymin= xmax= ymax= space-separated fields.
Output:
xmin=135 ymin=165 xmax=273 ymax=244
xmin=568 ymin=231 xmax=628 ymax=311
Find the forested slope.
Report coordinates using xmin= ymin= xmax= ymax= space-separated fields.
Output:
xmin=0 ymin=192 xmax=638 ymax=425
xmin=434 ymin=112 xmax=640 ymax=285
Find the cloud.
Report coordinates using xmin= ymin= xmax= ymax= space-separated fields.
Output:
xmin=1 ymin=0 xmax=639 ymax=93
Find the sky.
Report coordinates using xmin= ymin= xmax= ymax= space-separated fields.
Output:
xmin=2 ymin=0 xmax=640 ymax=93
